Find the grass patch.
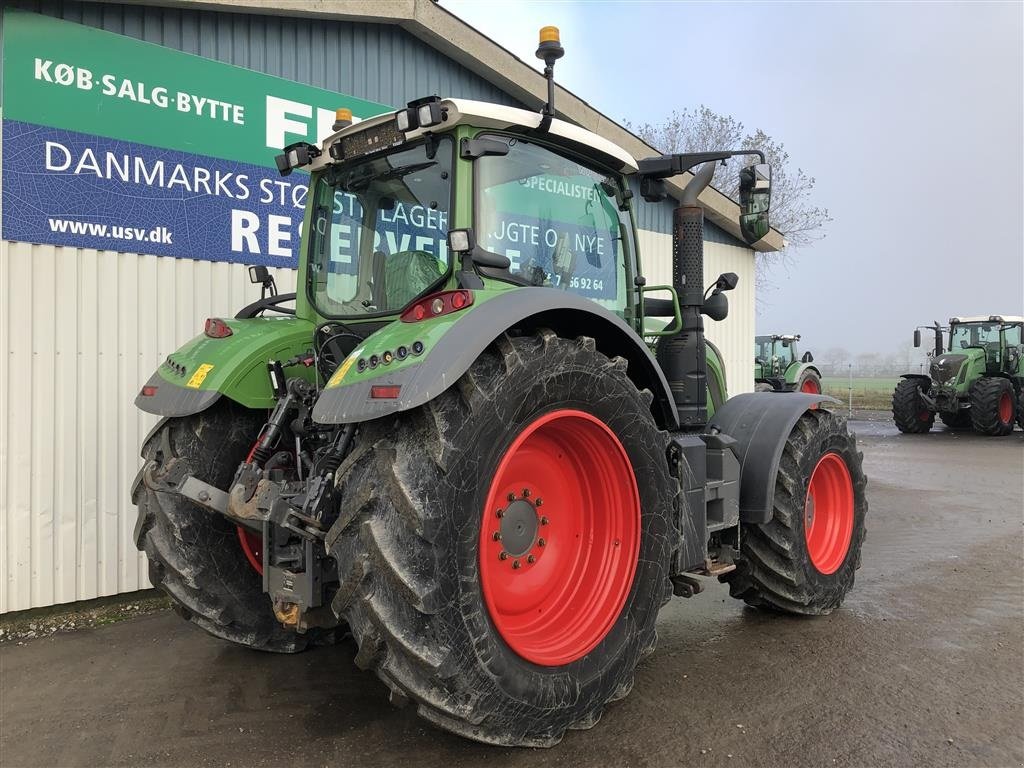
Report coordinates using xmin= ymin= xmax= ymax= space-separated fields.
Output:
xmin=823 ymin=376 xmax=899 ymax=410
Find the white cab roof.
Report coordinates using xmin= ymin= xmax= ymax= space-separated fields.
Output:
xmin=315 ymin=98 xmax=638 ymax=172
xmin=950 ymin=315 xmax=1024 ymax=324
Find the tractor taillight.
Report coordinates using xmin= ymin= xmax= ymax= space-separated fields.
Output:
xmin=141 ymin=385 xmax=158 ymax=397
xmin=204 ymin=318 xmax=233 ymax=338
xmin=401 ymin=290 xmax=474 ymax=323
xmin=370 ymin=385 xmax=402 ymax=399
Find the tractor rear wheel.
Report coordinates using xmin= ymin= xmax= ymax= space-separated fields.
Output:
xmin=892 ymin=378 xmax=934 ymax=433
xmin=327 ymin=330 xmax=676 ymax=746
xmin=722 ymin=409 xmax=867 ymax=614
xmin=133 ymin=401 xmax=320 ymax=652
xmin=797 ymin=370 xmax=822 ymax=394
xmin=969 ymin=377 xmax=1017 ymax=436
xmin=939 ymin=409 xmax=972 ymax=429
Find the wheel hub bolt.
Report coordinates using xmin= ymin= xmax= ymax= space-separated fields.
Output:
xmin=522 ymin=488 xmax=531 ymax=498
xmin=499 ymin=551 xmax=509 ymax=560
xmin=540 ymin=516 xmax=549 ymax=526
xmin=492 ymin=532 xmax=502 ymax=541
xmin=535 ymin=498 xmax=543 ymax=507
xmin=496 ymin=509 xmax=504 ymax=518
xmin=527 ymin=554 xmax=536 ymax=564
xmin=507 ymin=493 xmax=516 ymax=502
xmin=512 ymin=559 xmax=521 ymax=569
xmin=538 ymin=538 xmax=546 ymax=547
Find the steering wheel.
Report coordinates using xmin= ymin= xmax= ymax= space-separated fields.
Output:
xmin=314 ymin=323 xmax=364 ymax=381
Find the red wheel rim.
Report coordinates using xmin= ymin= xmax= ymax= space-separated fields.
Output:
xmin=479 ymin=409 xmax=640 ymax=666
xmin=803 ymin=452 xmax=854 ymax=575
xmin=237 ymin=527 xmax=264 ymax=575
xmin=999 ymin=391 xmax=1013 ymax=424
xmin=800 ymin=377 xmax=821 ymax=394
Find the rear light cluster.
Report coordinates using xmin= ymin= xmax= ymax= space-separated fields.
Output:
xmin=400 ymin=290 xmax=473 ymax=323
xmin=204 ymin=317 xmax=233 ymax=338
xmin=355 ymin=340 xmax=424 ymax=373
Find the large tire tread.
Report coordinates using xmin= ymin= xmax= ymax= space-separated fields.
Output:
xmin=133 ymin=402 xmax=324 ymax=652
xmin=326 ymin=330 xmax=676 ymax=746
xmin=723 ymin=409 xmax=868 ymax=615
xmin=969 ymin=376 xmax=1016 ymax=436
xmin=892 ymin=378 xmax=934 ymax=433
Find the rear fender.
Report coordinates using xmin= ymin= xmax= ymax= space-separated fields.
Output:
xmin=785 ymin=362 xmax=821 ymax=386
xmin=311 ymin=288 xmax=679 ymax=428
xmin=135 ymin=317 xmax=316 ymax=417
xmin=707 ymin=392 xmax=838 ymax=523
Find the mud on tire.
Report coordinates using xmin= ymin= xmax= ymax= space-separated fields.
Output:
xmin=326 ymin=330 xmax=677 ymax=746
xmin=892 ymin=378 xmax=934 ymax=433
xmin=133 ymin=401 xmax=321 ymax=652
xmin=722 ymin=408 xmax=867 ymax=615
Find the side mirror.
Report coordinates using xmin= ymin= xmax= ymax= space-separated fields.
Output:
xmin=782 ymin=338 xmax=791 ymax=348
xmin=713 ymin=272 xmax=739 ymax=293
xmin=248 ymin=265 xmax=277 ymax=298
xmin=701 ymin=291 xmax=728 ymax=321
xmin=801 ymin=351 xmax=813 ymax=363
xmin=738 ymin=163 xmax=771 ymax=244
xmin=913 ymin=329 xmax=922 ymax=348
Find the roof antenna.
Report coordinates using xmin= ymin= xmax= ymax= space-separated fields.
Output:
xmin=535 ymin=26 xmax=564 ymax=133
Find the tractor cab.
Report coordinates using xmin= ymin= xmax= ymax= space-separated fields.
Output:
xmin=754 ymin=334 xmax=820 ymax=393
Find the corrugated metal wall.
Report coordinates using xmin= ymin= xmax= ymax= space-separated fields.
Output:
xmin=0 ymin=240 xmax=298 ymax=612
xmin=0 ymin=2 xmax=757 ymax=612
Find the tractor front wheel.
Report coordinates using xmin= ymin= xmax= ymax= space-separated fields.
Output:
xmin=722 ymin=409 xmax=867 ymax=614
xmin=969 ymin=377 xmax=1017 ymax=436
xmin=892 ymin=378 xmax=934 ymax=433
xmin=327 ymin=330 xmax=676 ymax=746
xmin=133 ymin=402 xmax=320 ymax=652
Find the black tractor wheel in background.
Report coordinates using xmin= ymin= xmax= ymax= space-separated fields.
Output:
xmin=133 ymin=401 xmax=320 ymax=652
xmin=327 ymin=330 xmax=677 ymax=746
xmin=969 ymin=376 xmax=1017 ymax=436
xmin=939 ymin=409 xmax=973 ymax=429
xmin=1017 ymin=391 xmax=1024 ymax=431
xmin=722 ymin=408 xmax=867 ymax=614
xmin=892 ymin=378 xmax=935 ymax=433
xmin=797 ymin=369 xmax=822 ymax=394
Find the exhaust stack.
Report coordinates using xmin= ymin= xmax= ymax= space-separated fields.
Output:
xmin=655 ymin=162 xmax=717 ymax=428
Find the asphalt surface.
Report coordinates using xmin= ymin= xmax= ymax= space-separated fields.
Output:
xmin=2 ymin=415 xmax=1022 ymax=767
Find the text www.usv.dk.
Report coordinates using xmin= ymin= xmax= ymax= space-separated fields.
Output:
xmin=47 ymin=218 xmax=173 ymax=244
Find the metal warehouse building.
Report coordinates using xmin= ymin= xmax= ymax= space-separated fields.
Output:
xmin=0 ymin=0 xmax=782 ymax=613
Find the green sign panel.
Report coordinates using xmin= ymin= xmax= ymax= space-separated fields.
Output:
xmin=2 ymin=8 xmax=391 ymax=167
xmin=1 ymin=9 xmax=393 ymax=265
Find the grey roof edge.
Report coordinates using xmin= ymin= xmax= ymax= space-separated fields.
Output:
xmin=116 ymin=0 xmax=784 ymax=252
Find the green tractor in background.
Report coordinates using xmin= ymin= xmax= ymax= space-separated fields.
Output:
xmin=754 ymin=333 xmax=822 ymax=393
xmin=130 ymin=29 xmax=867 ymax=747
xmin=893 ymin=316 xmax=1024 ymax=436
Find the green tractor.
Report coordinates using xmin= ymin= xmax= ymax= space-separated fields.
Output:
xmin=131 ymin=30 xmax=867 ymax=746
xmin=754 ymin=333 xmax=822 ymax=393
xmin=893 ymin=316 xmax=1024 ymax=435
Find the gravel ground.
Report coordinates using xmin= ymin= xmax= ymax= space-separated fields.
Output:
xmin=1 ymin=416 xmax=1021 ymax=767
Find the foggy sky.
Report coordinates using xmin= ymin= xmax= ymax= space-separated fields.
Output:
xmin=443 ymin=1 xmax=1024 ymax=357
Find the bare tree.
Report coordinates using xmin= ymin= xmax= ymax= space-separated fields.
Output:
xmin=626 ymin=106 xmax=831 ymax=281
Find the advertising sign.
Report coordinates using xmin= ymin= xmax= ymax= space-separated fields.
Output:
xmin=1 ymin=9 xmax=392 ymax=267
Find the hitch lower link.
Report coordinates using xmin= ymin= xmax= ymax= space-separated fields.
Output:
xmin=142 ymin=457 xmax=340 ymax=634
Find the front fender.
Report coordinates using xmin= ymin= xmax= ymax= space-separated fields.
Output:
xmin=311 ymin=288 xmax=678 ymax=428
xmin=135 ymin=316 xmax=316 ymax=417
xmin=708 ymin=392 xmax=838 ymax=523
